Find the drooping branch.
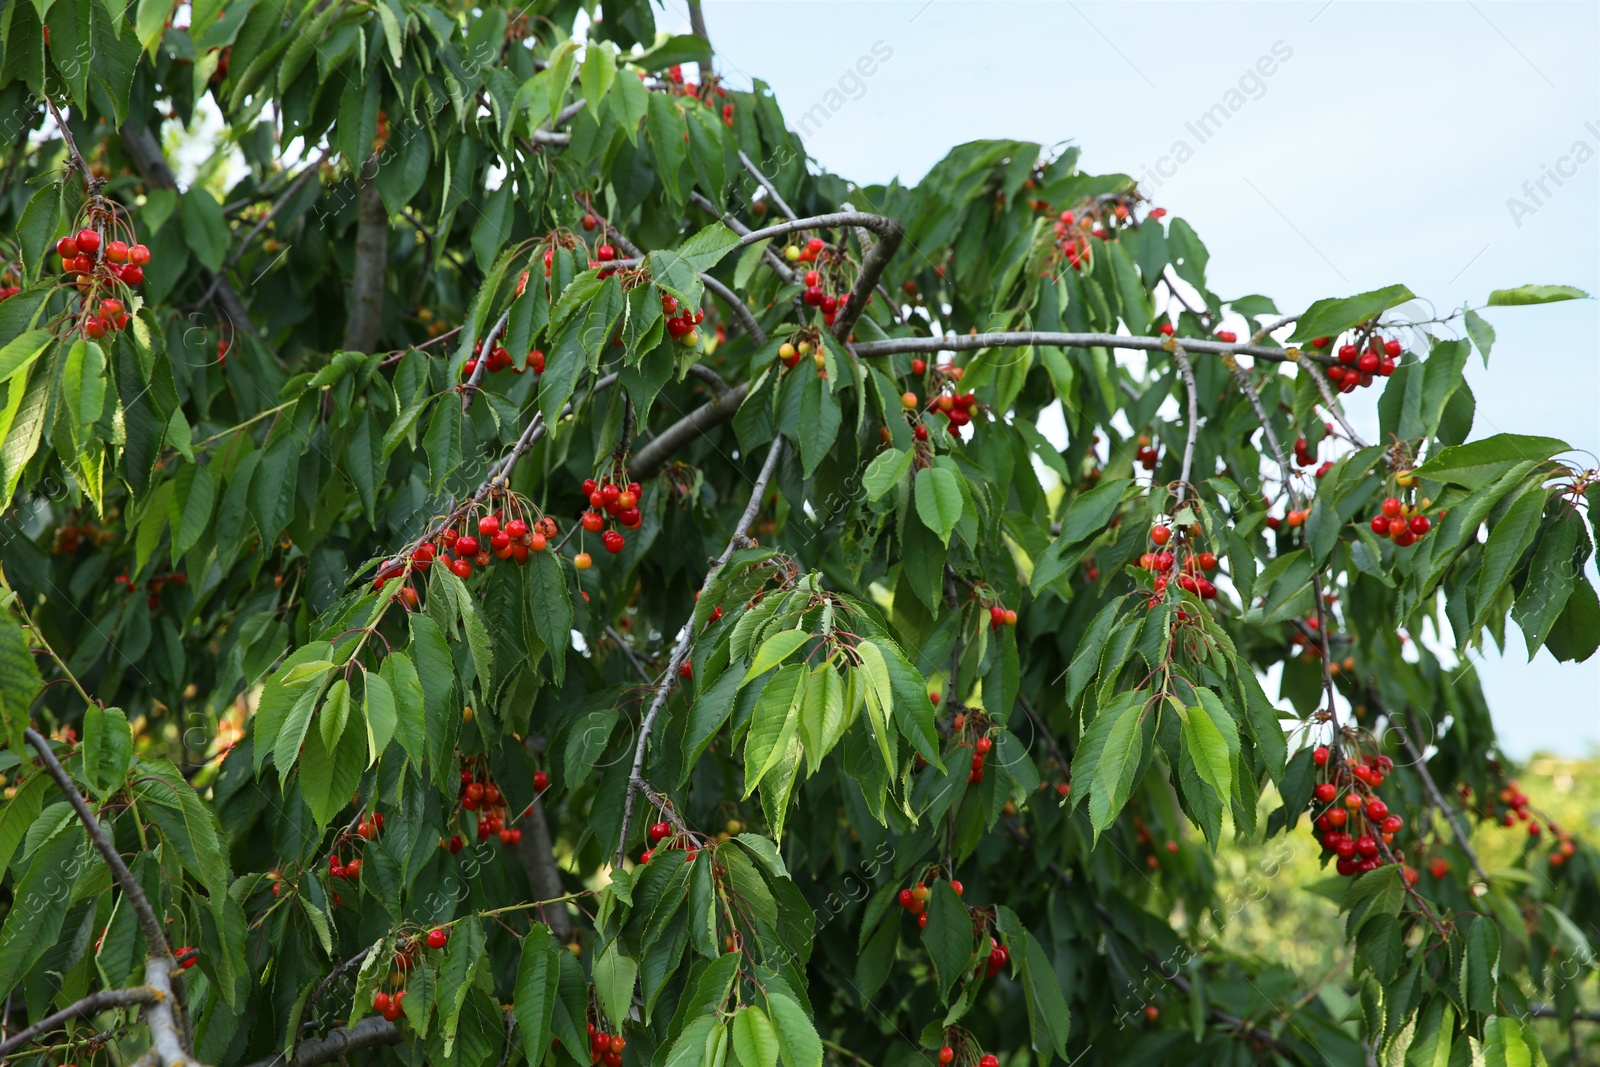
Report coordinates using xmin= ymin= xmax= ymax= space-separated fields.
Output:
xmin=343 ymin=156 xmax=389 ymax=353
xmin=615 ymin=436 xmax=785 ymax=864
xmin=628 ymin=382 xmax=751 ymax=481
xmin=25 ymin=730 xmax=168 ymax=954
xmin=22 ymin=729 xmax=198 ymax=1065
xmin=852 ymin=331 xmax=1326 ymax=366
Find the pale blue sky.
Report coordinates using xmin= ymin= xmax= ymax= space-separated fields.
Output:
xmin=679 ymin=1 xmax=1600 ymax=756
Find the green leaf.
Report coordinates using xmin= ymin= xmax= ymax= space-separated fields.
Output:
xmin=1089 ymin=694 xmax=1144 ymax=841
xmin=646 ymin=93 xmax=687 ymax=207
xmin=0 ymin=611 xmax=44 ymax=756
xmin=678 ymin=223 xmax=743 ymax=272
xmin=1471 ymin=487 xmax=1546 ymax=633
xmin=1288 ymin=284 xmax=1415 ymax=343
xmin=514 ymin=923 xmax=561 ymax=1066
xmin=1486 ymin=284 xmax=1589 ymax=306
xmin=862 ymin=447 xmax=912 ymax=502
xmin=921 ymin=880 xmax=971 ymax=1002
xmin=409 ymin=613 xmax=459 ymax=789
xmin=62 ymin=339 xmax=107 ymax=436
xmin=168 ymin=462 xmax=215 ymax=562
xmin=0 ymin=330 xmax=52 ymax=386
xmin=1409 ymin=434 xmax=1567 ymax=490
xmin=742 ymin=628 xmax=808 ymax=684
xmin=1464 ymin=308 xmax=1495 ymax=364
xmin=765 ymin=990 xmax=822 ymax=1067
xmin=1511 ymin=519 xmax=1579 ymax=657
xmin=853 ymin=640 xmax=898 ymax=778
xmin=298 ymin=702 xmax=364 ymax=828
xmin=380 ymin=652 xmax=426 ymax=768
xmin=319 ymin=677 xmax=351 ymax=751
xmin=914 ymin=466 xmax=963 ymax=545
xmin=1180 ymin=702 xmax=1232 ymax=802
xmin=580 ymin=43 xmax=617 ymax=121
xmin=732 ymin=1005 xmax=780 ymax=1067
xmin=179 ymin=188 xmax=230 ymax=272
xmin=363 ymin=670 xmax=395 ymax=766
xmin=743 ymin=664 xmax=804 ymax=794
xmin=0 ymin=820 xmax=84 ymax=994
xmin=633 ymin=33 xmax=713 ymax=71
xmin=1019 ymin=931 xmax=1072 ymax=1062
xmin=83 ymin=705 xmax=134 ymax=796
xmin=592 ymin=940 xmax=638 ymax=1034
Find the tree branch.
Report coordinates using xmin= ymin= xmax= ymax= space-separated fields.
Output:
xmin=616 ymin=436 xmax=784 ymax=864
xmin=512 ymin=791 xmax=574 ymax=940
xmin=1294 ymin=353 xmax=1369 ymax=448
xmin=1373 ymin=694 xmax=1492 ymax=884
xmin=244 ymin=1016 xmax=400 ymax=1067
xmin=0 ymin=987 xmax=157 ymax=1060
xmin=852 ymin=332 xmax=1325 ymax=366
xmin=461 ymin=308 xmax=512 ymax=411
xmin=343 ymin=157 xmax=389 ymax=353
xmin=738 ymin=149 xmax=796 ymax=220
xmin=1171 ymin=342 xmax=1200 ymax=504
xmin=628 ymin=382 xmax=750 ymax=481
xmin=833 ymin=215 xmax=900 ymax=341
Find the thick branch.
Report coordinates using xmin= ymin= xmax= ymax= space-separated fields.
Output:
xmin=853 ymin=332 xmax=1323 ymax=366
xmin=0 ymin=987 xmax=156 ymax=1059
xmin=512 ymin=792 xmax=574 ymax=940
xmin=118 ymin=121 xmax=257 ymax=339
xmin=628 ymin=383 xmax=750 ymax=481
xmin=343 ymin=160 xmax=389 ymax=353
xmin=616 ymin=437 xmax=784 ymax=864
xmin=244 ymin=1016 xmax=400 ymax=1067
xmin=833 ymin=215 xmax=901 ymax=341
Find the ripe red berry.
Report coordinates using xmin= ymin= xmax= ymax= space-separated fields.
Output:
xmin=1381 ymin=497 xmax=1401 ymax=518
xmin=129 ymin=244 xmax=151 ymax=266
xmin=1150 ymin=524 xmax=1171 ymax=545
xmin=106 ymin=239 xmax=129 ymax=263
xmin=602 ymin=530 xmax=625 ymax=553
xmin=1312 ymin=746 xmax=1329 ymax=766
xmin=426 ymin=927 xmax=449 ymax=949
xmin=450 ymin=558 xmax=472 ymax=578
xmin=975 ymin=736 xmax=992 ymax=755
xmin=1383 ymin=339 xmax=1402 ymax=357
xmin=1315 ymin=783 xmax=1337 ymax=803
xmin=980 ymin=1055 xmax=1000 ymax=1067
xmin=938 ymin=1048 xmax=954 ymax=1065
xmin=596 ymin=244 xmax=616 ymax=262
xmin=1370 ymin=515 xmax=1389 ymax=535
xmin=533 ymin=771 xmax=549 ymax=792
xmin=1409 ymin=515 xmax=1431 ymax=535
xmin=455 ymin=535 xmax=480 ymax=556
xmin=56 ymin=236 xmax=79 ymax=259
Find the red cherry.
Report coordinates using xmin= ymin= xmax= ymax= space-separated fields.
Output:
xmin=106 ymin=240 xmax=129 ymax=263
xmin=1366 ymin=799 xmax=1388 ymax=821
xmin=56 ymin=236 xmax=80 ymax=259
xmin=1315 ymin=783 xmax=1337 ymax=803
xmin=129 ymin=244 xmax=151 ymax=266
xmin=534 ymin=771 xmax=549 ymax=792
xmin=1312 ymin=746 xmax=1329 ymax=766
xmin=1381 ymin=497 xmax=1401 ymax=518
xmin=1409 ymin=515 xmax=1431 ymax=535
xmin=426 ymin=927 xmax=449 ymax=949
xmin=1383 ymin=339 xmax=1402 ymax=357
xmin=478 ymin=515 xmax=500 ymax=537
xmin=975 ymin=736 xmax=992 ymax=755
xmin=1370 ymin=515 xmax=1389 ymax=535
xmin=596 ymin=244 xmax=616 ymax=262
xmin=76 ymin=228 xmax=101 ymax=253
xmin=939 ymin=1048 xmax=954 ymax=1065
xmin=450 ymin=558 xmax=472 ymax=578
xmin=1150 ymin=524 xmax=1171 ymax=545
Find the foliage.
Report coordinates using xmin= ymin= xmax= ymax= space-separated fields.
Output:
xmin=0 ymin=1 xmax=1597 ymax=1066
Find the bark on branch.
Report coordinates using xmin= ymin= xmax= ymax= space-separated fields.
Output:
xmin=615 ymin=436 xmax=785 ymax=864
xmin=343 ymin=157 xmax=389 ymax=353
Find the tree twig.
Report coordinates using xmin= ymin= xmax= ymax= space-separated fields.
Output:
xmin=0 ymin=987 xmax=157 ymax=1060
xmin=738 ymin=149 xmax=796 ymax=220
xmin=615 ymin=436 xmax=785 ymax=864
xmin=1170 ymin=341 xmax=1199 ymax=504
xmin=628 ymin=383 xmax=751 ymax=481
xmin=852 ymin=332 xmax=1327 ymax=367
xmin=1294 ymin=353 xmax=1369 ymax=448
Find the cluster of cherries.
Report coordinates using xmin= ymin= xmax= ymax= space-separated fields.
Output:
xmin=1291 ymin=433 xmax=1334 ymax=482
xmin=57 ymin=223 xmax=150 ymax=338
xmin=589 ymin=1022 xmax=627 ymax=1066
xmin=799 ymin=264 xmax=856 ymax=327
xmin=661 ymin=64 xmax=736 ymax=127
xmin=580 ymin=475 xmax=644 ymax=557
xmin=462 ymin=338 xmax=544 ymax=379
xmin=1133 ymin=815 xmax=1180 ymax=870
xmin=1137 ymin=524 xmax=1220 ymax=600
xmin=895 ymin=877 xmax=964 ymax=929
xmin=51 ymin=520 xmax=114 ymax=554
xmin=659 ymin=289 xmax=705 ymax=344
xmin=1368 ymin=495 xmax=1433 ymax=548
xmin=986 ymin=604 xmax=1018 ymax=630
xmin=1133 ymin=434 xmax=1160 ymax=471
xmin=638 ymin=817 xmax=699 ymax=864
xmin=1310 ymin=746 xmax=1416 ymax=881
xmin=937 ymin=1046 xmax=1000 ymax=1067
xmin=1310 ymin=335 xmax=1400 ymax=393
xmin=378 ymin=510 xmax=563 ymax=590
xmin=782 ymin=236 xmax=827 ymax=265
xmin=456 ymin=765 xmax=523 ymax=846
xmin=112 ymin=569 xmax=187 ymax=610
